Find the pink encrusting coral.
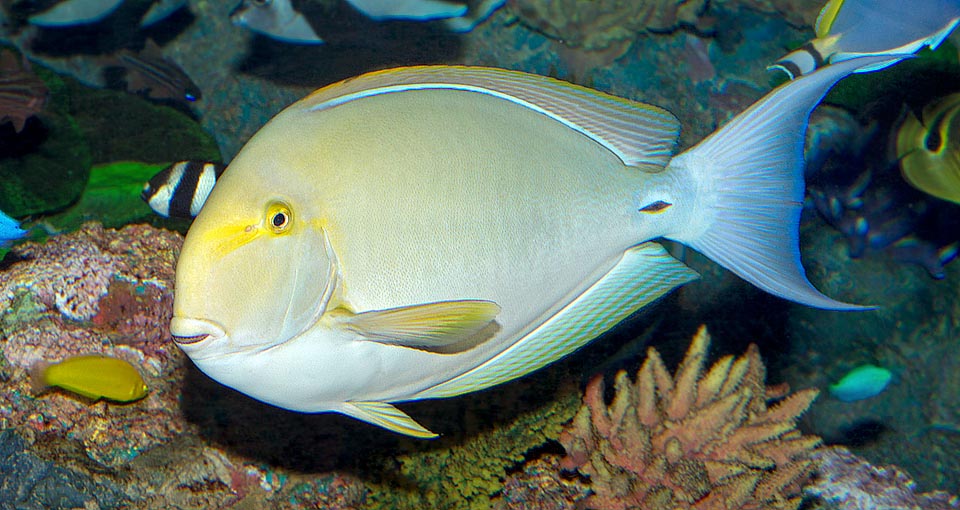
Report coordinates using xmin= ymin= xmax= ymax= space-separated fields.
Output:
xmin=0 ymin=223 xmax=188 ymax=466
xmin=559 ymin=326 xmax=821 ymax=510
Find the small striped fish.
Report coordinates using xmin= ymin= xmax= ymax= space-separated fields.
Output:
xmin=115 ymin=40 xmax=202 ymax=105
xmin=142 ymin=161 xmax=225 ymax=219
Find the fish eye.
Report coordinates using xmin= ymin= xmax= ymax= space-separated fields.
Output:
xmin=924 ymin=129 xmax=943 ymax=153
xmin=266 ymin=202 xmax=292 ymax=234
xmin=251 ymin=0 xmax=270 ymax=7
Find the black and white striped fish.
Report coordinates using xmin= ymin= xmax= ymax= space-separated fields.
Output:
xmin=142 ymin=161 xmax=225 ymax=219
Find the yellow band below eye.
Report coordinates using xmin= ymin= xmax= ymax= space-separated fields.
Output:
xmin=202 ymin=223 xmax=262 ymax=260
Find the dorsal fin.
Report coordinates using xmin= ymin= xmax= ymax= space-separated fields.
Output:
xmin=814 ymin=0 xmax=844 ymax=38
xmin=297 ymin=66 xmax=681 ymax=167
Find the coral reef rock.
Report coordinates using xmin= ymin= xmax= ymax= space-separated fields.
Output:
xmin=559 ymin=325 xmax=821 ymax=510
xmin=805 ymin=446 xmax=960 ymax=510
xmin=0 ymin=223 xmax=188 ymax=467
xmin=509 ymin=0 xmax=708 ymax=52
xmin=716 ymin=0 xmax=820 ymax=28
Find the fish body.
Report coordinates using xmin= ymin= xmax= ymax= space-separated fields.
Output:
xmin=112 ymin=40 xmax=201 ymax=104
xmin=770 ymin=0 xmax=960 ymax=79
xmin=31 ymin=355 xmax=148 ymax=402
xmin=139 ymin=0 xmax=187 ymax=26
xmin=171 ymin=58 xmax=895 ymax=437
xmin=28 ymin=0 xmax=125 ymax=26
xmin=898 ymin=92 xmax=960 ymax=205
xmin=345 ymin=0 xmax=466 ymax=20
xmin=230 ymin=0 xmax=324 ymax=44
xmin=142 ymin=161 xmax=225 ymax=218
xmin=829 ymin=364 xmax=893 ymax=402
xmin=230 ymin=0 xmax=502 ymax=44
xmin=0 ymin=209 xmax=27 ymax=247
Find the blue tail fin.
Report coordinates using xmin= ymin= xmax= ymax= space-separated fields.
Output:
xmin=666 ymin=56 xmax=906 ymax=310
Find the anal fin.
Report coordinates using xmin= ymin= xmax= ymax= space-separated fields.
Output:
xmin=341 ymin=401 xmax=438 ymax=438
xmin=416 ymin=242 xmax=699 ymax=399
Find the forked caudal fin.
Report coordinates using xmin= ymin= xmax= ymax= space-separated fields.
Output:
xmin=665 ymin=55 xmax=907 ymax=310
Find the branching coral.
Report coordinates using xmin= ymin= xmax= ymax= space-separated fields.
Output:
xmin=559 ymin=326 xmax=821 ymax=510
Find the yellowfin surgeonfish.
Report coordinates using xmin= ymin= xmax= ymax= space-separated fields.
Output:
xmin=171 ymin=56 xmax=897 ymax=438
xmin=770 ymin=0 xmax=960 ymax=79
xmin=30 ymin=355 xmax=148 ymax=403
xmin=898 ymin=93 xmax=960 ymax=205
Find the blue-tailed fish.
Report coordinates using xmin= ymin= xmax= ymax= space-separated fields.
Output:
xmin=30 ymin=354 xmax=148 ymax=403
xmin=898 ymin=92 xmax=960 ymax=205
xmin=142 ymin=160 xmax=225 ymax=218
xmin=829 ymin=364 xmax=893 ymax=402
xmin=171 ymin=56 xmax=896 ymax=438
xmin=770 ymin=0 xmax=960 ymax=79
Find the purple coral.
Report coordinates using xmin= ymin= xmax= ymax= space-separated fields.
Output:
xmin=806 ymin=446 xmax=960 ymax=510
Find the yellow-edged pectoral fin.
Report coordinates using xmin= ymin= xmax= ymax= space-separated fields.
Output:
xmin=342 ymin=401 xmax=439 ymax=438
xmin=341 ymin=300 xmax=500 ymax=349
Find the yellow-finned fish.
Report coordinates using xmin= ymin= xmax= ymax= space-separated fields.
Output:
xmin=31 ymin=355 xmax=148 ymax=403
xmin=769 ymin=0 xmax=960 ymax=79
xmin=171 ymin=57 xmax=895 ymax=438
xmin=898 ymin=93 xmax=960 ymax=205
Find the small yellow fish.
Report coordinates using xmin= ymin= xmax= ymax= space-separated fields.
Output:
xmin=31 ymin=355 xmax=148 ymax=403
xmin=898 ymin=92 xmax=960 ymax=205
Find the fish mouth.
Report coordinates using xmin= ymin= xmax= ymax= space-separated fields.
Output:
xmin=170 ymin=317 xmax=225 ymax=345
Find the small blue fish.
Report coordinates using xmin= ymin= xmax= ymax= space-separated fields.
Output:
xmin=829 ymin=364 xmax=893 ymax=402
xmin=0 ymin=209 xmax=27 ymax=248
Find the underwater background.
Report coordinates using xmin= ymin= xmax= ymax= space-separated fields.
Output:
xmin=0 ymin=0 xmax=959 ymax=508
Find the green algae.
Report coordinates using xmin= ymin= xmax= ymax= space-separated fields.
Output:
xmin=0 ymin=65 xmax=92 ymax=218
xmin=0 ymin=53 xmax=218 ymax=228
xmin=364 ymin=375 xmax=580 ymax=510
xmin=825 ymin=41 xmax=960 ymax=113
xmin=41 ymin=161 xmax=191 ymax=233
xmin=65 ymin=81 xmax=220 ymax=164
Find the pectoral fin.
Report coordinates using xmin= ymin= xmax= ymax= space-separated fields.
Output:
xmin=343 ymin=300 xmax=500 ymax=349
xmin=341 ymin=401 xmax=438 ymax=438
